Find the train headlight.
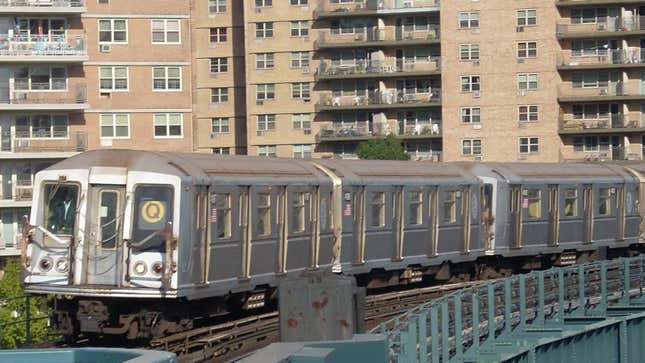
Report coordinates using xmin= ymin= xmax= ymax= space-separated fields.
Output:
xmin=54 ymin=258 xmax=69 ymax=273
xmin=38 ymin=257 xmax=53 ymax=272
xmin=151 ymin=262 xmax=163 ymax=276
xmin=133 ymin=261 xmax=147 ymax=276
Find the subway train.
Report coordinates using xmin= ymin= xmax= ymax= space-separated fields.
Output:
xmin=20 ymin=150 xmax=644 ymax=340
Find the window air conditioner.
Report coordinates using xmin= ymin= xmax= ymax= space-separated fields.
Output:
xmin=210 ymin=133 xmax=217 ymax=139
xmin=517 ymin=58 xmax=525 ymax=64
xmin=256 ymin=100 xmax=264 ymax=105
xmin=472 ymin=60 xmax=480 ymax=66
xmin=257 ymin=130 xmax=265 ymax=136
xmin=473 ymin=90 xmax=481 ymax=98
xmin=474 ymin=155 xmax=482 ymax=161
xmin=100 ymin=44 xmax=112 ymax=53
xmin=516 ymin=26 xmax=524 ymax=33
xmin=301 ymin=67 xmax=310 ymax=74
xmin=304 ymin=129 xmax=312 ymax=135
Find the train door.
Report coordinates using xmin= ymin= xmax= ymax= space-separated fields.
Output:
xmin=583 ymin=184 xmax=594 ymax=244
xmin=437 ymin=186 xmax=465 ymax=254
xmin=520 ymin=185 xmax=549 ymax=247
xmin=208 ymin=186 xmax=242 ymax=282
xmin=508 ymin=186 xmax=522 ymax=248
xmin=481 ymin=183 xmax=494 ymax=250
xmin=283 ymin=186 xmax=313 ymax=271
xmin=84 ymin=185 xmax=125 ymax=286
xmin=548 ymin=185 xmax=560 ymax=247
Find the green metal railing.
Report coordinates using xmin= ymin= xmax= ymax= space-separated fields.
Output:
xmin=372 ymin=257 xmax=645 ymax=363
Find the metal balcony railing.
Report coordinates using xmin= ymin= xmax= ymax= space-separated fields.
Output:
xmin=558 ymin=48 xmax=645 ymax=67
xmin=0 ymin=0 xmax=85 ymax=8
xmin=318 ymin=125 xmax=374 ymax=140
xmin=318 ymin=58 xmax=440 ymax=77
xmin=557 ymin=81 xmax=642 ymax=99
xmin=315 ymin=0 xmax=439 ymax=16
xmin=557 ymin=16 xmax=645 ymax=35
xmin=318 ymin=89 xmax=441 ymax=109
xmin=12 ymin=130 xmax=87 ymax=153
xmin=316 ymin=26 xmax=439 ymax=47
xmin=0 ymin=83 xmax=87 ymax=105
xmin=0 ymin=34 xmax=87 ymax=57
xmin=407 ymin=150 xmax=441 ymax=162
xmin=401 ymin=123 xmax=441 ymax=137
xmin=559 ymin=115 xmax=644 ymax=131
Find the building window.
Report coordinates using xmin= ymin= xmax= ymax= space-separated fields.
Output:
xmin=290 ymin=21 xmax=309 ymax=37
xmin=210 ymin=87 xmax=229 ymax=103
xmin=461 ymin=75 xmax=481 ymax=92
xmin=291 ymin=51 xmax=310 ymax=68
xmin=213 ymin=147 xmax=230 ymax=155
xmin=257 ymin=193 xmax=271 ymax=236
xmin=209 ymin=27 xmax=227 ymax=43
xmin=256 ymin=22 xmax=274 ymax=38
xmin=572 ymin=71 xmax=609 ymax=88
xmin=518 ymin=73 xmax=538 ymax=90
xmin=526 ymin=189 xmax=541 ymax=219
xmin=257 ymin=114 xmax=276 ymax=131
xmin=210 ymin=57 xmax=228 ymax=73
xmin=255 ymin=0 xmax=272 ymax=6
xmin=571 ymin=8 xmax=607 ymax=24
xmin=291 ymin=0 xmax=307 ymax=5
xmin=292 ymin=113 xmax=311 ymax=130
xmin=461 ymin=107 xmax=481 ymax=123
xmin=209 ymin=0 xmax=226 ymax=13
xmin=517 ymin=41 xmax=537 ymax=58
xmin=14 ymin=115 xmax=68 ymax=139
xmin=153 ymin=113 xmax=183 ymax=138
xmin=258 ymin=145 xmax=276 ymax=157
xmin=462 ymin=139 xmax=482 ymax=156
xmin=598 ymin=187 xmax=611 ymax=216
xmin=151 ymin=19 xmax=180 ymax=44
xmin=211 ymin=117 xmax=229 ymax=133
xmin=293 ymin=144 xmax=312 ymax=159
xmin=291 ymin=82 xmax=310 ymax=99
xmin=516 ymin=9 xmax=536 ymax=26
xmin=573 ymin=136 xmax=610 ymax=152
xmin=99 ymin=19 xmax=127 ymax=43
xmin=408 ymin=191 xmax=423 ymax=226
xmin=256 ymin=53 xmax=275 ymax=69
xmin=518 ymin=105 xmax=539 ymax=122
xmin=153 ymin=66 xmax=181 ymax=91
xmin=459 ymin=12 xmax=479 ymax=29
xmin=572 ymin=104 xmax=609 ymax=119
xmin=99 ymin=114 xmax=130 ymax=139
xmin=14 ymin=65 xmax=66 ymax=91
xmin=99 ymin=66 xmax=128 ymax=91
xmin=257 ymin=84 xmax=275 ymax=100
xmin=443 ymin=191 xmax=457 ymax=223
xmin=564 ymin=188 xmax=578 ymax=217
xmin=519 ymin=137 xmax=539 ymax=154
xmin=291 ymin=192 xmax=306 ymax=232
xmin=212 ymin=193 xmax=231 ymax=238
xmin=370 ymin=192 xmax=385 ymax=227
xmin=460 ymin=43 xmax=480 ymax=61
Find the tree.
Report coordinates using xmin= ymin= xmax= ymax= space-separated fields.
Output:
xmin=356 ymin=135 xmax=410 ymax=160
xmin=0 ymin=258 xmax=52 ymax=348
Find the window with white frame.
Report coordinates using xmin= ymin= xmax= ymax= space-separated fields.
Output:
xmin=211 ymin=87 xmax=229 ymax=103
xmin=153 ymin=113 xmax=183 ymax=138
xmin=573 ymin=135 xmax=610 ymax=152
xmin=519 ymin=105 xmax=539 ymax=122
xmin=99 ymin=66 xmax=128 ymax=91
xmin=572 ymin=71 xmax=609 ymax=88
xmin=291 ymin=0 xmax=307 ymax=5
xmin=256 ymin=22 xmax=274 ymax=38
xmin=257 ymin=114 xmax=276 ymax=131
xmin=459 ymin=12 xmax=479 ymax=29
xmin=291 ymin=82 xmax=310 ymax=99
xmin=213 ymin=147 xmax=230 ymax=155
xmin=99 ymin=114 xmax=130 ymax=139
xmin=519 ymin=137 xmax=539 ymax=154
xmin=255 ymin=0 xmax=272 ymax=6
xmin=153 ymin=66 xmax=181 ymax=91
xmin=211 ymin=117 xmax=229 ymax=133
xmin=460 ymin=43 xmax=480 ymax=61
xmin=462 ymin=139 xmax=482 ymax=156
xmin=290 ymin=21 xmax=309 ymax=37
xmin=516 ymin=9 xmax=536 ymax=26
xmin=210 ymin=57 xmax=228 ymax=73
xmin=517 ymin=41 xmax=537 ymax=58
xmin=461 ymin=75 xmax=481 ymax=92
xmin=209 ymin=0 xmax=226 ymax=13
xmin=461 ymin=107 xmax=481 ymax=123
xmin=517 ymin=73 xmax=538 ymax=90
xmin=99 ymin=19 xmax=127 ymax=43
xmin=291 ymin=51 xmax=310 ymax=68
xmin=14 ymin=115 xmax=68 ymax=139
xmin=257 ymin=84 xmax=275 ymax=100
xmin=258 ymin=145 xmax=276 ymax=157
xmin=152 ymin=19 xmax=180 ymax=44
xmin=293 ymin=144 xmax=312 ymax=159
xmin=570 ymin=8 xmax=607 ymax=24
xmin=209 ymin=27 xmax=227 ymax=43
xmin=256 ymin=53 xmax=274 ymax=69
xmin=292 ymin=113 xmax=311 ymax=129
xmin=572 ymin=104 xmax=609 ymax=119
xmin=14 ymin=65 xmax=67 ymax=91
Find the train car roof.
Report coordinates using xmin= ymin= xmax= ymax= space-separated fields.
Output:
xmin=468 ymin=162 xmax=634 ymax=184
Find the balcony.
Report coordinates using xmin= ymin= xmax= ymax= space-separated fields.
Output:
xmin=314 ymin=0 xmax=439 ymax=19
xmin=0 ymin=185 xmax=32 ymax=207
xmin=559 ymin=115 xmax=645 ymax=134
xmin=316 ymin=89 xmax=441 ymax=111
xmin=557 ymin=49 xmax=645 ymax=70
xmin=317 ymin=123 xmax=440 ymax=142
xmin=556 ymin=17 xmax=645 ymax=39
xmin=557 ymin=0 xmax=645 ymax=7
xmin=317 ymin=58 xmax=440 ymax=80
xmin=315 ymin=27 xmax=439 ymax=50
xmin=408 ymin=151 xmax=441 ymax=162
xmin=563 ymin=146 xmax=642 ymax=162
xmin=0 ymin=0 xmax=86 ymax=14
xmin=0 ymin=34 xmax=88 ymax=62
xmin=557 ymin=82 xmax=645 ymax=102
xmin=0 ymin=83 xmax=88 ymax=111
xmin=0 ymin=131 xmax=87 ymax=159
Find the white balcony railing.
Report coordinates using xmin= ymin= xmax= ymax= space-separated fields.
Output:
xmin=0 ymin=34 xmax=87 ymax=57
xmin=0 ymin=0 xmax=85 ymax=8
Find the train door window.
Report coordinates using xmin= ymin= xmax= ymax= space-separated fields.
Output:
xmin=99 ymin=190 xmax=119 ymax=249
xmin=563 ymin=188 xmax=578 ymax=217
xmin=526 ymin=189 xmax=541 ymax=219
xmin=408 ymin=191 xmax=423 ymax=225
xmin=212 ymin=193 xmax=231 ymax=239
xmin=257 ymin=193 xmax=271 ymax=236
xmin=43 ymin=183 xmax=79 ymax=237
xmin=443 ymin=191 xmax=457 ymax=223
xmin=370 ymin=192 xmax=385 ymax=227
xmin=291 ymin=192 xmax=306 ymax=233
xmin=598 ymin=187 xmax=611 ymax=216
xmin=320 ymin=192 xmax=330 ymax=231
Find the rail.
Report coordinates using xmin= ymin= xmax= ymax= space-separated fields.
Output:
xmin=0 ymin=0 xmax=85 ymax=8
xmin=371 ymin=257 xmax=645 ymax=363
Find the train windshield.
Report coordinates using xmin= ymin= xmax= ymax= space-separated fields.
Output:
xmin=44 ymin=183 xmax=79 ymax=236
xmin=131 ymin=186 xmax=174 ymax=252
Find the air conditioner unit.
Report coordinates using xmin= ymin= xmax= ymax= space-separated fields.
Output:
xmin=518 ymin=154 xmax=527 ymax=160
xmin=597 ymin=23 xmax=607 ymax=31
xmin=517 ymin=58 xmax=525 ymax=64
xmin=471 ymin=28 xmax=480 ymax=34
xmin=473 ymin=90 xmax=481 ymax=98
xmin=100 ymin=44 xmax=112 ymax=53
xmin=254 ymin=7 xmax=262 ymax=13
xmin=100 ymin=91 xmax=111 ymax=97
xmin=517 ymin=89 xmax=526 ymax=96
xmin=304 ymin=129 xmax=312 ymax=135
xmin=256 ymin=100 xmax=264 ymax=105
xmin=474 ymin=155 xmax=482 ymax=161
xmin=516 ymin=26 xmax=524 ymax=33
xmin=472 ymin=60 xmax=480 ymax=66
xmin=210 ymin=73 xmax=218 ymax=79
xmin=301 ymin=67 xmax=310 ymax=74
xmin=303 ymin=98 xmax=311 ymax=103
xmin=355 ymin=33 xmax=364 ymax=41
xmin=210 ymin=132 xmax=217 ymax=139
xmin=257 ymin=130 xmax=265 ymax=136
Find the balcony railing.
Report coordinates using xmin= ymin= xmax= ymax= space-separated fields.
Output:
xmin=408 ymin=151 xmax=441 ymax=161
xmin=0 ymin=34 xmax=87 ymax=57
xmin=314 ymin=0 xmax=440 ymax=17
xmin=0 ymin=83 xmax=87 ymax=105
xmin=556 ymin=81 xmax=645 ymax=100
xmin=558 ymin=49 xmax=645 ymax=67
xmin=317 ymin=122 xmax=440 ymax=141
xmin=0 ymin=0 xmax=85 ymax=8
xmin=565 ymin=146 xmax=642 ymax=162
xmin=318 ymin=58 xmax=440 ymax=78
xmin=14 ymin=185 xmax=32 ymax=201
xmin=317 ymin=89 xmax=441 ymax=110
xmin=560 ymin=115 xmax=645 ymax=132
xmin=557 ymin=16 xmax=645 ymax=36
xmin=401 ymin=123 xmax=441 ymax=136
xmin=315 ymin=26 xmax=439 ymax=48
xmin=11 ymin=131 xmax=87 ymax=153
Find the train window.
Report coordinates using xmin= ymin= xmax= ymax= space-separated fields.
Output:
xmin=291 ymin=192 xmax=306 ymax=233
xmin=563 ymin=188 xmax=577 ymax=217
xmin=598 ymin=188 xmax=611 ymax=216
xmin=99 ymin=190 xmax=119 ymax=250
xmin=320 ymin=194 xmax=329 ymax=231
xmin=443 ymin=191 xmax=457 ymax=223
xmin=370 ymin=192 xmax=385 ymax=227
xmin=43 ymin=183 xmax=78 ymax=237
xmin=257 ymin=193 xmax=271 ymax=236
xmin=526 ymin=189 xmax=541 ymax=219
xmin=408 ymin=191 xmax=423 ymax=225
xmin=132 ymin=186 xmax=173 ymax=252
xmin=212 ymin=193 xmax=231 ymax=239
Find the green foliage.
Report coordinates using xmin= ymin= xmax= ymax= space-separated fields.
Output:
xmin=0 ymin=258 xmax=52 ymax=348
xmin=356 ymin=135 xmax=410 ymax=161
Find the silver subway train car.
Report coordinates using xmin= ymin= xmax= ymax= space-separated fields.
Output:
xmin=21 ymin=150 xmax=643 ymax=340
